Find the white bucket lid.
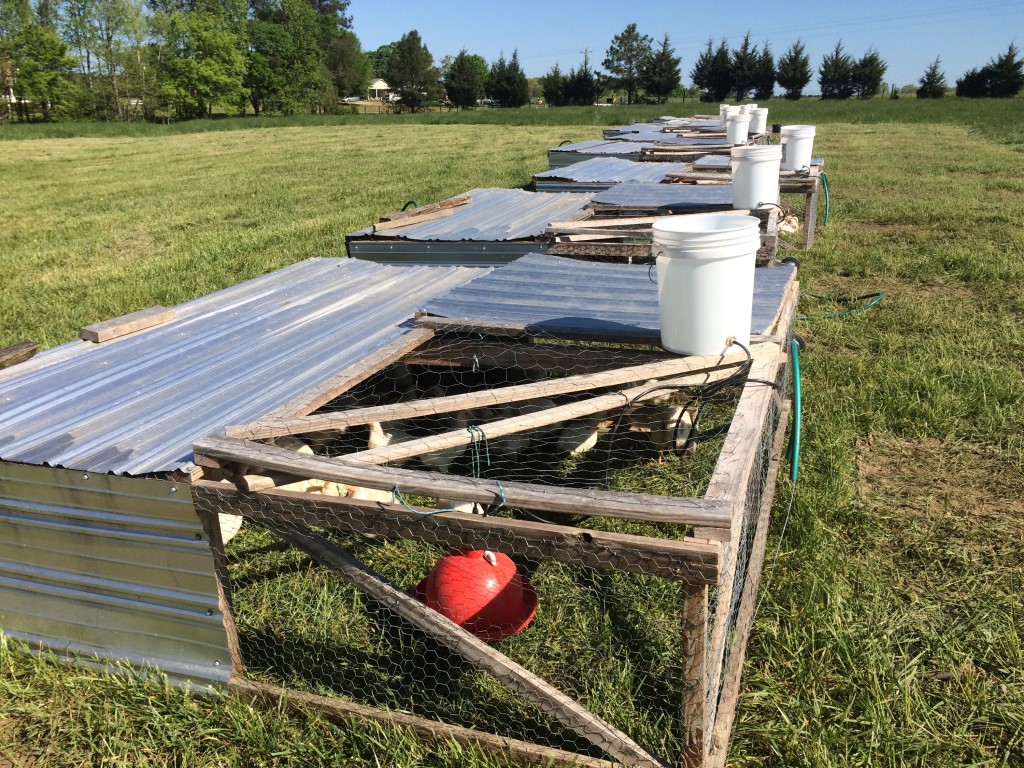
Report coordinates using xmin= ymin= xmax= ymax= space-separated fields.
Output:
xmin=780 ymin=124 xmax=816 ymax=137
xmin=731 ymin=144 xmax=782 ymax=159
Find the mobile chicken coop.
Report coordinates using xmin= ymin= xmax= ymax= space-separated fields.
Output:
xmin=0 ymin=249 xmax=799 ymax=768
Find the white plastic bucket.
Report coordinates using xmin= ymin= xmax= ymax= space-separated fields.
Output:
xmin=780 ymin=124 xmax=816 ymax=170
xmin=739 ymin=104 xmax=754 ymax=115
xmin=748 ymin=107 xmax=769 ymax=134
xmin=731 ymin=145 xmax=782 ymax=210
xmin=726 ymin=113 xmax=751 ymax=144
xmin=651 ymin=214 xmax=761 ymax=355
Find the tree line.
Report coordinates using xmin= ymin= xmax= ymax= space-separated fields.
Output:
xmin=2 ymin=3 xmax=1022 ymax=124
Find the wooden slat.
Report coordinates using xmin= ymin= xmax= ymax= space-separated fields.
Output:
xmin=252 ymin=328 xmax=434 ymax=423
xmin=373 ymin=207 xmax=455 ymax=232
xmin=229 ymin=347 xmax=761 ymax=441
xmin=546 ymin=242 xmax=653 ymax=261
xmin=680 ymin=583 xmax=708 ymax=767
xmin=230 ymin=676 xmax=619 ymax=768
xmin=193 ymin=504 xmax=245 ymax=674
xmin=259 ymin=520 xmax=667 ymax=768
xmin=707 ymin=401 xmax=791 ymax=768
xmin=343 ymin=358 xmax=773 ymax=468
xmin=378 ymin=195 xmax=471 ymax=223
xmin=0 ymin=341 xmax=39 ymax=370
xmin=695 ymin=355 xmax=784 ymax=732
xmin=79 ymin=306 xmax=175 ymax=343
xmin=401 ymin=338 xmax=677 ymax=372
xmin=192 ymin=434 xmax=731 ymax=527
xmin=191 ymin=481 xmax=721 ymax=583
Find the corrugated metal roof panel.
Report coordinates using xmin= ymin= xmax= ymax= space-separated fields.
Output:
xmin=592 ymin=183 xmax=734 ymax=210
xmin=345 ymin=189 xmax=592 ymax=244
xmin=0 ymin=463 xmax=229 ymax=688
xmin=533 ymin=157 xmax=690 ymax=186
xmin=422 ymin=253 xmax=796 ymax=341
xmin=0 ymin=259 xmax=480 ymax=475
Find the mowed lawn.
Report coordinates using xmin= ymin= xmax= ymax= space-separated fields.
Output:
xmin=1 ymin=109 xmax=1023 ymax=767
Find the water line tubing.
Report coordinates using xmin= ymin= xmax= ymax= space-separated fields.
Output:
xmin=820 ymin=171 xmax=830 ymax=225
xmin=402 ymin=200 xmax=418 ymax=211
xmin=786 ymin=336 xmax=802 ymax=483
xmin=796 ymin=292 xmax=883 ymax=320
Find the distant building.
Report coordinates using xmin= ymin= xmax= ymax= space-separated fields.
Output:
xmin=368 ymin=78 xmax=390 ymax=100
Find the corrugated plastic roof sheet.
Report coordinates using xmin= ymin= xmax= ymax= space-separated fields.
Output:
xmin=533 ymin=157 xmax=691 ymax=186
xmin=0 ymin=259 xmax=481 ymax=475
xmin=591 ymin=183 xmax=734 ymax=210
xmin=345 ymin=188 xmax=592 ymax=243
xmin=422 ymin=253 xmax=796 ymax=342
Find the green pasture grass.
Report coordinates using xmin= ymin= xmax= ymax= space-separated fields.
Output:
xmin=1 ymin=111 xmax=1023 ymax=767
xmin=2 ymin=97 xmax=1022 ymax=143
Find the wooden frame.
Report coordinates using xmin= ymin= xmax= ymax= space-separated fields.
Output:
xmin=190 ymin=275 xmax=798 ymax=768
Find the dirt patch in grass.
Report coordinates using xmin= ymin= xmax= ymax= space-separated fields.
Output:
xmin=856 ymin=433 xmax=1024 ymax=527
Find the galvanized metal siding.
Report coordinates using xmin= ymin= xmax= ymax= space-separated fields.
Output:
xmin=592 ymin=183 xmax=734 ymax=210
xmin=0 ymin=259 xmax=479 ymax=476
xmin=345 ymin=189 xmax=591 ymax=244
xmin=0 ymin=462 xmax=229 ymax=687
xmin=422 ymin=253 xmax=796 ymax=339
xmin=532 ymin=157 xmax=691 ymax=188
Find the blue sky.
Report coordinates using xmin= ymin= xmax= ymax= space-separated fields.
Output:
xmin=348 ymin=0 xmax=1022 ymax=90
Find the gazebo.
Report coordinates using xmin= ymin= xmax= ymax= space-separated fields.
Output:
xmin=368 ymin=78 xmax=390 ymax=100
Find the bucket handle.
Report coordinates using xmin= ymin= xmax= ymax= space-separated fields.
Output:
xmin=649 ymin=247 xmax=666 ymax=283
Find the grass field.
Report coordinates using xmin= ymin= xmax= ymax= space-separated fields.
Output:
xmin=2 ymin=100 xmax=1023 ymax=767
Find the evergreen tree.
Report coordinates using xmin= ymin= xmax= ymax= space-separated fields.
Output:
xmin=487 ymin=49 xmax=528 ymax=107
xmin=540 ymin=60 xmax=565 ymax=106
xmin=776 ymin=39 xmax=810 ymax=100
xmin=818 ymin=41 xmax=855 ymax=99
xmin=601 ymin=22 xmax=652 ymax=104
xmin=564 ymin=51 xmax=600 ymax=106
xmin=753 ymin=42 xmax=775 ymax=100
xmin=389 ymin=29 xmax=439 ymax=111
xmin=327 ymin=27 xmax=368 ymax=99
xmin=730 ymin=32 xmax=757 ymax=101
xmin=705 ymin=38 xmax=732 ymax=102
xmin=853 ymin=47 xmax=886 ymax=99
xmin=640 ymin=34 xmax=680 ymax=104
xmin=985 ymin=42 xmax=1024 ymax=97
xmin=443 ymin=48 xmax=485 ymax=108
xmin=690 ymin=38 xmax=714 ymax=102
xmin=916 ymin=57 xmax=946 ymax=98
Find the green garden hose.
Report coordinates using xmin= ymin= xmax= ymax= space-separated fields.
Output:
xmin=401 ymin=200 xmax=418 ymax=211
xmin=787 ymin=336 xmax=802 ymax=483
xmin=820 ymin=171 xmax=830 ymax=225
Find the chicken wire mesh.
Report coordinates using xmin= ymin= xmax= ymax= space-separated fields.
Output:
xmin=192 ymin=331 xmax=790 ymax=767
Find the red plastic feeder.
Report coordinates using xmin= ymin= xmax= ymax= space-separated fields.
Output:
xmin=413 ymin=549 xmax=537 ymax=642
